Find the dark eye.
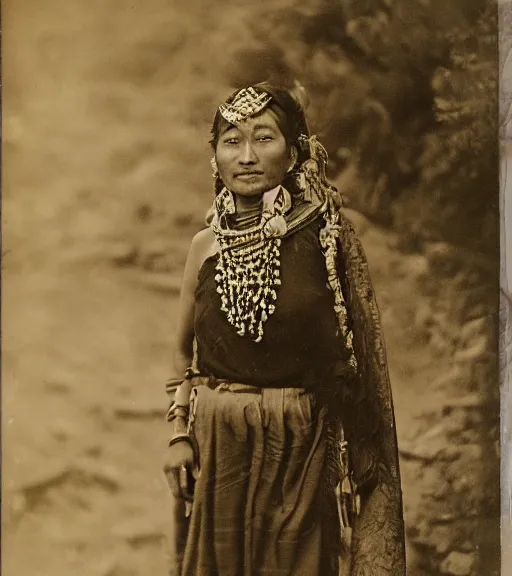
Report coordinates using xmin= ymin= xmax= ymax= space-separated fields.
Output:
xmin=222 ymin=137 xmax=239 ymax=145
xmin=257 ymin=135 xmax=274 ymax=142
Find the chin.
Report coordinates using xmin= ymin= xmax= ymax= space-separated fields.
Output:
xmin=230 ymin=182 xmax=281 ymax=197
xmin=233 ymin=188 xmax=266 ymax=197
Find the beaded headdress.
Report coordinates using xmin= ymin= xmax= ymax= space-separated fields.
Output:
xmin=218 ymin=87 xmax=272 ymax=125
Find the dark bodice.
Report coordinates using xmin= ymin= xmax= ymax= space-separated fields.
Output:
xmin=194 ymin=216 xmax=344 ymax=390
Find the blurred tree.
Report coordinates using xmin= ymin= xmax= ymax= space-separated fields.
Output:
xmin=224 ymin=0 xmax=498 ymax=252
xmin=395 ymin=2 xmax=498 ymax=256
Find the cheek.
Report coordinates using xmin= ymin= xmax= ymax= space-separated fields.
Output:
xmin=266 ymin=146 xmax=291 ymax=176
xmin=214 ymin=149 xmax=233 ymax=178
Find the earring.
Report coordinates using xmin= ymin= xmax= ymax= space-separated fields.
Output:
xmin=214 ymin=187 xmax=236 ymax=218
xmin=295 ymin=169 xmax=311 ymax=201
xmin=287 ymin=147 xmax=299 ymax=173
xmin=210 ymin=157 xmax=219 ymax=178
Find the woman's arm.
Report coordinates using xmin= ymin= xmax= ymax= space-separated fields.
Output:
xmin=173 ymin=227 xmax=217 ymax=375
xmin=165 ymin=227 xmax=217 ymax=490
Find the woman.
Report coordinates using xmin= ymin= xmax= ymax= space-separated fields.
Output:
xmin=163 ymin=83 xmax=405 ymax=576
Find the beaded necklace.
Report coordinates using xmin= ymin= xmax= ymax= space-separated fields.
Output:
xmin=211 ymin=186 xmax=290 ymax=343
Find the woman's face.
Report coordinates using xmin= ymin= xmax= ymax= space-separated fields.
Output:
xmin=215 ymin=109 xmax=293 ymax=197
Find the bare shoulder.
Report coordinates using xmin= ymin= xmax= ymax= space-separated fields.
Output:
xmin=184 ymin=226 xmax=218 ymax=280
xmin=191 ymin=226 xmax=215 ymax=251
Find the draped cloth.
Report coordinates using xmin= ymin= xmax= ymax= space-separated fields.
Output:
xmin=180 ymin=383 xmax=343 ymax=576
xmin=335 ymin=210 xmax=406 ymax=575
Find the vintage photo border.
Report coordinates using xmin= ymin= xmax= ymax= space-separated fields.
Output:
xmin=500 ymin=1 xmax=512 ymax=572
xmin=0 ymin=1 xmax=508 ymax=573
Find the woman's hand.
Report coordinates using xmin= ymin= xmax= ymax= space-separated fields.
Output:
xmin=164 ymin=439 xmax=195 ymax=472
xmin=163 ymin=439 xmax=196 ymax=500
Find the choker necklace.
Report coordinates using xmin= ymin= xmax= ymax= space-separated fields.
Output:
xmin=210 ymin=186 xmax=291 ymax=342
xmin=232 ymin=204 xmax=262 ymax=230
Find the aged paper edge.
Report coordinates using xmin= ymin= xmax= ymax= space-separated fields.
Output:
xmin=500 ymin=1 xmax=512 ymax=573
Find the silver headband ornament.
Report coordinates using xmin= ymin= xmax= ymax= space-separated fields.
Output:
xmin=218 ymin=87 xmax=272 ymax=124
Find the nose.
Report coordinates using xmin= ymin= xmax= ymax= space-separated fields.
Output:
xmin=239 ymin=141 xmax=258 ymax=165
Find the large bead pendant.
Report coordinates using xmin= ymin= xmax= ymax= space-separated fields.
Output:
xmin=213 ymin=230 xmax=282 ymax=342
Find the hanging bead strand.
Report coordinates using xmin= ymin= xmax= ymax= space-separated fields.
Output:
xmin=211 ymin=187 xmax=286 ymax=342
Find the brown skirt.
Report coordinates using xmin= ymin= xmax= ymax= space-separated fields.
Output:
xmin=178 ymin=382 xmax=347 ymax=576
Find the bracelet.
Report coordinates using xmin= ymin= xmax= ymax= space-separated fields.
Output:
xmin=165 ymin=379 xmax=193 ymax=422
xmin=165 ymin=367 xmax=200 ymax=388
xmin=168 ymin=433 xmax=194 ymax=449
xmin=166 ymin=404 xmax=189 ymax=423
xmin=184 ymin=367 xmax=200 ymax=380
xmin=166 ymin=407 xmax=188 ymax=422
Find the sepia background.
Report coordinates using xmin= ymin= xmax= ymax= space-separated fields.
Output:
xmin=2 ymin=1 xmax=501 ymax=575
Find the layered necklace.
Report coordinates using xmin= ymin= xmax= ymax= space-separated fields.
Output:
xmin=210 ymin=186 xmax=291 ymax=343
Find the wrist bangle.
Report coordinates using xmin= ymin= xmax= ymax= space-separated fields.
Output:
xmin=168 ymin=433 xmax=193 ymax=449
xmin=184 ymin=367 xmax=200 ymax=380
xmin=164 ymin=368 xmax=199 ymax=390
xmin=166 ymin=407 xmax=189 ymax=422
xmin=166 ymin=403 xmax=189 ymax=422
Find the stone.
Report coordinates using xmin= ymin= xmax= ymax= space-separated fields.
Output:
xmin=436 ymin=513 xmax=457 ymax=524
xmin=435 ymin=445 xmax=462 ymax=462
xmin=114 ymin=403 xmax=163 ymax=420
xmin=430 ymin=524 xmax=453 ymax=556
xmin=440 ymin=551 xmax=476 ymax=575
xmin=74 ymin=461 xmax=122 ymax=493
xmin=136 ymin=203 xmax=153 ymax=221
xmin=112 ymin=519 xmax=165 ymax=547
xmin=460 ymin=541 xmax=474 ymax=553
xmin=424 ymin=241 xmax=460 ymax=276
xmin=20 ymin=463 xmax=73 ymax=497
xmin=442 ymin=394 xmax=483 ymax=413
xmin=459 ymin=317 xmax=488 ymax=346
xmin=109 ymin=241 xmax=138 ymax=267
xmin=453 ymin=335 xmax=489 ymax=362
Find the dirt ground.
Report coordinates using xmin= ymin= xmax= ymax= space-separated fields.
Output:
xmin=3 ymin=213 xmax=438 ymax=576
xmin=2 ymin=1 xmax=496 ymax=575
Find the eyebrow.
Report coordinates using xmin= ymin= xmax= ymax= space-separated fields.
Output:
xmin=220 ymin=122 xmax=278 ymax=136
xmin=252 ymin=123 xmax=278 ymax=131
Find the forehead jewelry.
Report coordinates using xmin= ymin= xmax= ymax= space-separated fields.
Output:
xmin=218 ymin=87 xmax=272 ymax=124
